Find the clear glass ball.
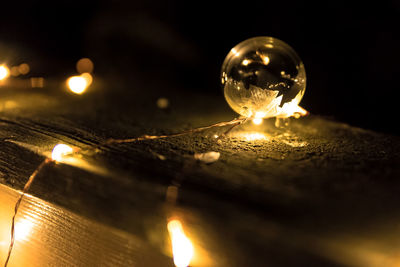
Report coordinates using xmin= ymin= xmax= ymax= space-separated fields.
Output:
xmin=221 ymin=36 xmax=306 ymax=119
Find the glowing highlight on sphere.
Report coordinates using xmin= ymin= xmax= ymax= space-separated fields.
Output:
xmin=242 ymin=59 xmax=250 ymax=66
xmin=261 ymin=55 xmax=270 ymax=65
xmin=221 ymin=37 xmax=307 ymax=120
xmin=67 ymin=76 xmax=88 ymax=94
xmin=252 ymin=118 xmax=263 ymax=125
xmin=51 ymin=144 xmax=73 ymax=162
xmin=0 ymin=65 xmax=10 ymax=80
xmin=168 ymin=220 xmax=194 ymax=267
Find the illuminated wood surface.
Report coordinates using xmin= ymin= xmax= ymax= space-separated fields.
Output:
xmin=0 ymin=82 xmax=399 ymax=266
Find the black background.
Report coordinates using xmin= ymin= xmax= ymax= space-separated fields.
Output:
xmin=1 ymin=0 xmax=399 ymax=134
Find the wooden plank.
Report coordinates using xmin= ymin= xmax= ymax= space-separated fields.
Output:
xmin=0 ymin=184 xmax=173 ymax=267
xmin=0 ymin=85 xmax=399 ymax=266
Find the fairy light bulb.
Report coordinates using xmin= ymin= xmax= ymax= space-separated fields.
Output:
xmin=0 ymin=65 xmax=10 ymax=80
xmin=221 ymin=36 xmax=306 ymax=119
xmin=52 ymin=144 xmax=73 ymax=162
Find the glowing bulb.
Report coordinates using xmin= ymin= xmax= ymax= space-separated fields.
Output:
xmin=221 ymin=36 xmax=307 ymax=119
xmin=0 ymin=65 xmax=10 ymax=80
xmin=168 ymin=220 xmax=194 ymax=267
xmin=52 ymin=144 xmax=73 ymax=162
xmin=252 ymin=118 xmax=263 ymax=125
xmin=67 ymin=76 xmax=88 ymax=94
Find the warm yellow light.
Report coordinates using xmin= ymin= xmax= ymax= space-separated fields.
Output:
xmin=236 ymin=132 xmax=268 ymax=141
xmin=279 ymin=98 xmax=308 ymax=118
xmin=80 ymin=72 xmax=93 ymax=86
xmin=76 ymin=58 xmax=94 ymax=74
xmin=15 ymin=218 xmax=34 ymax=241
xmin=51 ymin=144 xmax=73 ymax=162
xmin=0 ymin=65 xmax=10 ymax=80
xmin=10 ymin=66 xmax=20 ymax=77
xmin=242 ymin=59 xmax=250 ymax=66
xmin=244 ymin=133 xmax=267 ymax=141
xmin=168 ymin=220 xmax=194 ymax=267
xmin=262 ymin=55 xmax=270 ymax=65
xmin=18 ymin=63 xmax=30 ymax=75
xmin=231 ymin=48 xmax=240 ymax=57
xmin=67 ymin=76 xmax=88 ymax=94
xmin=157 ymin=97 xmax=169 ymax=109
xmin=252 ymin=118 xmax=263 ymax=125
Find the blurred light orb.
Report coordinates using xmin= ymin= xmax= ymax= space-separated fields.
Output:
xmin=252 ymin=118 xmax=263 ymax=125
xmin=0 ymin=65 xmax=10 ymax=80
xmin=80 ymin=72 xmax=93 ymax=86
xmin=67 ymin=76 xmax=88 ymax=94
xmin=156 ymin=97 xmax=169 ymax=109
xmin=221 ymin=36 xmax=306 ymax=119
xmin=10 ymin=66 xmax=20 ymax=77
xmin=76 ymin=58 xmax=94 ymax=74
xmin=18 ymin=63 xmax=30 ymax=75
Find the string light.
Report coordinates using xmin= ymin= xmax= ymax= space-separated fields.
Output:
xmin=51 ymin=144 xmax=74 ymax=162
xmin=67 ymin=75 xmax=89 ymax=94
xmin=2 ymin=36 xmax=311 ymax=267
xmin=4 ymin=144 xmax=74 ymax=267
xmin=0 ymin=65 xmax=10 ymax=81
xmin=168 ymin=220 xmax=194 ymax=267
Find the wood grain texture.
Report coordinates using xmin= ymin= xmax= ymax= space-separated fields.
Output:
xmin=0 ymin=83 xmax=399 ymax=266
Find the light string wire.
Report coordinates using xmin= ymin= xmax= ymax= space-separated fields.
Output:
xmin=4 ymin=158 xmax=52 ymax=267
xmin=3 ymin=116 xmax=247 ymax=267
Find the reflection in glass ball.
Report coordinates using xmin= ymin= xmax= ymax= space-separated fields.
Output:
xmin=221 ymin=37 xmax=306 ymax=119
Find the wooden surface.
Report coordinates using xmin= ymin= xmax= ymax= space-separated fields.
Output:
xmin=0 ymin=80 xmax=399 ymax=266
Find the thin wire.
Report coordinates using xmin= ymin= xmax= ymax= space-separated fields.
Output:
xmin=4 ymin=158 xmax=51 ymax=267
xmin=3 ymin=116 xmax=248 ymax=266
xmin=105 ymin=117 xmax=247 ymax=145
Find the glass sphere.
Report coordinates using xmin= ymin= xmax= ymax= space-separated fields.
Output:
xmin=221 ymin=36 xmax=306 ymax=119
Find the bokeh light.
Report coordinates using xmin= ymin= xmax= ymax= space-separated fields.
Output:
xmin=76 ymin=58 xmax=94 ymax=74
xmin=0 ymin=65 xmax=10 ymax=81
xmin=157 ymin=97 xmax=169 ymax=109
xmin=80 ymin=72 xmax=93 ymax=86
xmin=67 ymin=76 xmax=88 ymax=94
xmin=10 ymin=66 xmax=20 ymax=77
xmin=18 ymin=63 xmax=30 ymax=75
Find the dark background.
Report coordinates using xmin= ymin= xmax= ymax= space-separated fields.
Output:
xmin=0 ymin=0 xmax=399 ymax=134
